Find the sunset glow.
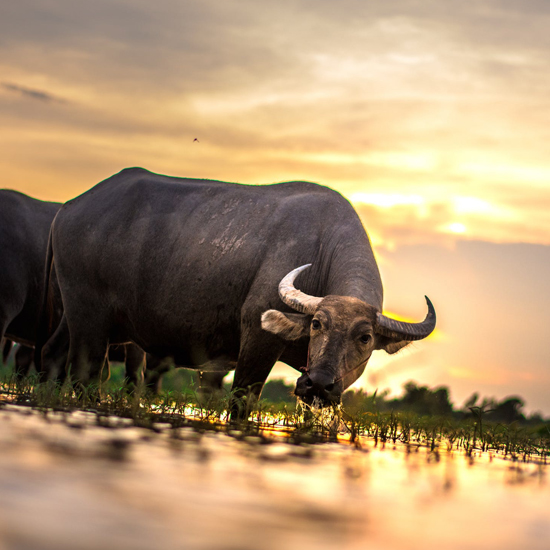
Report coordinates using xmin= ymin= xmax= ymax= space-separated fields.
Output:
xmin=445 ymin=222 xmax=467 ymax=235
xmin=350 ymin=193 xmax=426 ymax=209
xmin=1 ymin=0 xmax=549 ymax=412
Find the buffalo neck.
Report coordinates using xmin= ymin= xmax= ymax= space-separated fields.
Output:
xmin=325 ymin=224 xmax=383 ymax=310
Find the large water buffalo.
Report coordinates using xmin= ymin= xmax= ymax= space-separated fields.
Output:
xmin=38 ymin=167 xmax=435 ymax=413
xmin=0 ymin=190 xmax=61 ymax=376
xmin=0 ymin=189 xmax=147 ymax=384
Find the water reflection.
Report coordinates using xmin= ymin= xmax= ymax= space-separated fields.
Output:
xmin=0 ymin=404 xmax=548 ymax=550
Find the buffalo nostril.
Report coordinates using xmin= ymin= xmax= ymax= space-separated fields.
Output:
xmin=306 ymin=378 xmax=313 ymax=388
xmin=325 ymin=383 xmax=335 ymax=392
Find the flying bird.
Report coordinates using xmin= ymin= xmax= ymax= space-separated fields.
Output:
xmin=193 ymin=138 xmax=199 ymax=142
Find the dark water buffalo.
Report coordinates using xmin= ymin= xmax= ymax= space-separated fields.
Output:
xmin=2 ymin=339 xmax=13 ymax=364
xmin=0 ymin=189 xmax=146 ymax=383
xmin=39 ymin=167 xmax=435 ymax=412
xmin=0 ymin=190 xmax=61 ymax=376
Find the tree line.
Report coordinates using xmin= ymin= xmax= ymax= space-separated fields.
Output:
xmin=261 ymin=379 xmax=548 ymax=425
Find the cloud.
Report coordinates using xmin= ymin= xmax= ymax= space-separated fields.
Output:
xmin=1 ymin=0 xmax=550 ymax=245
xmin=1 ymin=82 xmax=67 ymax=104
xmin=352 ymin=193 xmax=550 ymax=250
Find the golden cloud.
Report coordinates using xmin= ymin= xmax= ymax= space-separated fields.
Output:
xmin=352 ymin=195 xmax=550 ymax=250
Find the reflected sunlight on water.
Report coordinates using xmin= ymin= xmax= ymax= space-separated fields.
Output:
xmin=0 ymin=404 xmax=548 ymax=550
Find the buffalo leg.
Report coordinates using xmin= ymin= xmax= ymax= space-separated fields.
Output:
xmin=230 ymin=326 xmax=283 ymax=420
xmin=2 ymin=338 xmax=13 ymax=365
xmin=0 ymin=319 xmax=8 ymax=364
xmin=144 ymin=354 xmax=173 ymax=393
xmin=63 ymin=316 xmax=109 ymax=386
xmin=40 ymin=315 xmax=70 ymax=382
xmin=14 ymin=345 xmax=34 ymax=379
xmin=124 ymin=344 xmax=146 ymax=389
xmin=198 ymin=371 xmax=228 ymax=397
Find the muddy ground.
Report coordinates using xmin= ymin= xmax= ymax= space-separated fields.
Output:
xmin=0 ymin=403 xmax=549 ymax=550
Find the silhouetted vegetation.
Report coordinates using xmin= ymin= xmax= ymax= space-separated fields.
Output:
xmin=1 ymin=349 xmax=547 ymax=425
xmin=341 ymin=381 xmax=547 ymax=425
xmin=259 ymin=379 xmax=296 ymax=404
xmin=1 ymin=352 xmax=549 ymax=462
xmin=255 ymin=377 xmax=547 ymax=426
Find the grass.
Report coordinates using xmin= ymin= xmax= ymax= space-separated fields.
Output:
xmin=1 ymin=365 xmax=549 ymax=464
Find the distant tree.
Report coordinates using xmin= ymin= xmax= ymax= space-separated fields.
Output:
xmin=342 ymin=388 xmax=369 ymax=410
xmin=487 ymin=397 xmax=525 ymax=424
xmin=387 ymin=382 xmax=454 ymax=416
xmin=462 ymin=392 xmax=479 ymax=410
xmin=526 ymin=412 xmax=545 ymax=426
xmin=342 ymin=388 xmax=389 ymax=413
xmin=480 ymin=397 xmax=497 ymax=411
xmin=401 ymin=381 xmax=428 ymax=409
xmin=337 ymin=382 xmax=549 ymax=424
xmin=260 ymin=379 xmax=296 ymax=404
xmin=431 ymin=387 xmax=454 ymax=416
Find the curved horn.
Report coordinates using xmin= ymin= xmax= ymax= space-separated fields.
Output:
xmin=376 ymin=296 xmax=436 ymax=341
xmin=278 ymin=264 xmax=322 ymax=315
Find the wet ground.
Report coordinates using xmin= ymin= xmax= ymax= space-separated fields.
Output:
xmin=0 ymin=403 xmax=549 ymax=550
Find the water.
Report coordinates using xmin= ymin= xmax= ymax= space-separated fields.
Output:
xmin=0 ymin=403 xmax=548 ymax=550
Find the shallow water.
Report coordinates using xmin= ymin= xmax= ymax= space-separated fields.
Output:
xmin=0 ymin=403 xmax=548 ymax=550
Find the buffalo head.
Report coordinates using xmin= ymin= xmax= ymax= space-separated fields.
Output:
xmin=261 ymin=264 xmax=436 ymax=406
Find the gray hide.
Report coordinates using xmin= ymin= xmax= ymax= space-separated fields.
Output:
xmin=0 ymin=190 xmax=60 ymax=377
xmin=39 ymin=168 xmax=435 ymax=410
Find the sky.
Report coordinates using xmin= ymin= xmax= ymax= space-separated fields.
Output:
xmin=1 ymin=1 xmax=549 ymax=412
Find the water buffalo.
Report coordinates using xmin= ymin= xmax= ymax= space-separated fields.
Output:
xmin=0 ymin=189 xmax=148 ymax=384
xmin=38 ymin=167 xmax=435 ymax=413
xmin=2 ymin=339 xmax=13 ymax=364
xmin=0 ymin=190 xmax=61 ymax=377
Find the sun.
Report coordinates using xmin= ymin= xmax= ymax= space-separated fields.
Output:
xmin=446 ymin=222 xmax=467 ymax=234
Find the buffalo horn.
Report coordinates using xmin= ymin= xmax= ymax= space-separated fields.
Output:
xmin=376 ymin=296 xmax=436 ymax=340
xmin=278 ymin=264 xmax=322 ymax=315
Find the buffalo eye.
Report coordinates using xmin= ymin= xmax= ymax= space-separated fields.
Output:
xmin=311 ymin=319 xmax=321 ymax=330
xmin=360 ymin=334 xmax=372 ymax=345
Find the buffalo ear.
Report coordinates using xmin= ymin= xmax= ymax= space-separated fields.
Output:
xmin=375 ymin=336 xmax=411 ymax=355
xmin=261 ymin=310 xmax=310 ymax=341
